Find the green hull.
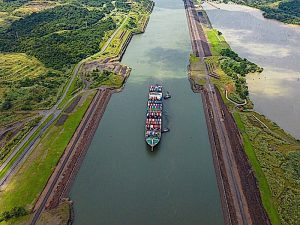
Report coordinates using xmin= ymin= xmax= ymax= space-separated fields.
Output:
xmin=146 ymin=136 xmax=160 ymax=148
xmin=145 ymin=85 xmax=162 ymax=151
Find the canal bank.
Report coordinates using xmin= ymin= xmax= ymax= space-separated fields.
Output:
xmin=184 ymin=1 xmax=270 ymax=224
xmin=203 ymin=2 xmax=300 ymax=140
xmin=69 ymin=0 xmax=223 ymax=224
xmin=201 ymin=3 xmax=300 ymax=224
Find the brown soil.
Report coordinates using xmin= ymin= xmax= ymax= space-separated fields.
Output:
xmin=201 ymin=86 xmax=271 ymax=225
xmin=214 ymin=88 xmax=270 ymax=225
xmin=32 ymin=89 xmax=112 ymax=213
xmin=31 ymin=9 xmax=152 ymax=222
xmin=185 ymin=0 xmax=270 ymax=223
xmin=55 ymin=115 xmax=68 ymax=126
xmin=63 ymin=96 xmax=81 ymax=114
xmin=36 ymin=200 xmax=72 ymax=225
xmin=201 ymin=88 xmax=238 ymax=225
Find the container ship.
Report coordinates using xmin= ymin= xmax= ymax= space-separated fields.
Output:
xmin=145 ymin=85 xmax=163 ymax=151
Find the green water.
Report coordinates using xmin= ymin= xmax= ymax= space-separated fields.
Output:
xmin=70 ymin=0 xmax=223 ymax=224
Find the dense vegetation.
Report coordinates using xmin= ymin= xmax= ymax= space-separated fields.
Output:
xmin=220 ymin=48 xmax=263 ymax=99
xmin=0 ymin=1 xmax=153 ymax=223
xmin=218 ymin=0 xmax=300 ymax=25
xmin=0 ymin=5 xmax=116 ymax=69
xmin=260 ymin=0 xmax=300 ymax=24
xmin=235 ymin=112 xmax=300 ymax=225
xmin=0 ymin=207 xmax=27 ymax=222
xmin=0 ymin=0 xmax=120 ymax=113
xmin=88 ymin=69 xmax=125 ymax=88
xmin=2 ymin=70 xmax=65 ymax=111
xmin=0 ymin=0 xmax=29 ymax=12
xmin=205 ymin=24 xmax=300 ymax=225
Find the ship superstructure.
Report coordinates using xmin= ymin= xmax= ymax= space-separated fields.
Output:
xmin=145 ymin=85 xmax=163 ymax=150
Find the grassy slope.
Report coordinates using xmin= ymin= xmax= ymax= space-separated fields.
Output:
xmin=0 ymin=53 xmax=49 ymax=81
xmin=0 ymin=0 xmax=61 ymax=28
xmin=189 ymin=54 xmax=206 ymax=85
xmin=36 ymin=201 xmax=70 ymax=225
xmin=204 ymin=24 xmax=300 ymax=224
xmin=0 ymin=92 xmax=95 ymax=212
xmin=233 ymin=112 xmax=280 ymax=224
xmin=0 ymin=115 xmax=53 ymax=179
xmin=205 ymin=28 xmax=229 ymax=56
xmin=0 ymin=52 xmax=63 ymax=125
xmin=0 ymin=1 xmax=153 ymax=223
xmin=205 ymin=29 xmax=280 ymax=222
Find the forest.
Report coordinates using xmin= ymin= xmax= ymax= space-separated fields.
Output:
xmin=220 ymin=48 xmax=263 ymax=99
xmin=0 ymin=0 xmax=119 ymax=111
xmin=260 ymin=0 xmax=300 ymax=24
xmin=0 ymin=4 xmax=116 ymax=69
xmin=219 ymin=0 xmax=300 ymax=25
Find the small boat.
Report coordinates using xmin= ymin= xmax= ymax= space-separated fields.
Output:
xmin=164 ymin=92 xmax=171 ymax=99
xmin=162 ymin=128 xmax=170 ymax=133
xmin=145 ymin=85 xmax=163 ymax=151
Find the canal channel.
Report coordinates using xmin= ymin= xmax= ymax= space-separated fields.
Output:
xmin=70 ymin=0 xmax=223 ymax=224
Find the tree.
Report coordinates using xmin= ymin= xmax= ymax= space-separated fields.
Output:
xmin=2 ymin=100 xmax=12 ymax=110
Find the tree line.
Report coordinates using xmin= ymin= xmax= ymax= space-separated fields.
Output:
xmin=0 ymin=4 xmax=116 ymax=70
xmin=218 ymin=0 xmax=300 ymax=25
xmin=220 ymin=48 xmax=263 ymax=100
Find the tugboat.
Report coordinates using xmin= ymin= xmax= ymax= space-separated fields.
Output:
xmin=164 ymin=91 xmax=171 ymax=99
xmin=145 ymin=85 xmax=163 ymax=151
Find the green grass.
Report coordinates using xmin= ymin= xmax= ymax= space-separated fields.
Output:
xmin=89 ymin=71 xmax=125 ymax=89
xmin=0 ymin=13 xmax=19 ymax=30
xmin=12 ymin=1 xmax=59 ymax=17
xmin=0 ymin=114 xmax=54 ymax=181
xmin=190 ymin=53 xmax=199 ymax=63
xmin=97 ymin=74 xmax=124 ymax=88
xmin=0 ymin=214 xmax=31 ymax=225
xmin=205 ymin=28 xmax=229 ymax=56
xmin=101 ymin=28 xmax=132 ymax=58
xmin=202 ymin=7 xmax=300 ymax=225
xmin=0 ymin=92 xmax=95 ymax=212
xmin=0 ymin=116 xmax=41 ymax=165
xmin=57 ymin=72 xmax=82 ymax=110
xmin=0 ymin=53 xmax=49 ymax=81
xmin=233 ymin=112 xmax=281 ymax=225
xmin=36 ymin=201 xmax=70 ymax=225
xmin=189 ymin=54 xmax=206 ymax=85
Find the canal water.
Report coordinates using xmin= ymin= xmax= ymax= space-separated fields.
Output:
xmin=70 ymin=0 xmax=223 ymax=224
xmin=203 ymin=3 xmax=300 ymax=139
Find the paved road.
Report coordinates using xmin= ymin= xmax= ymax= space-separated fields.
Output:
xmin=184 ymin=0 xmax=205 ymax=57
xmin=206 ymin=82 xmax=251 ymax=225
xmin=29 ymin=90 xmax=109 ymax=225
xmin=0 ymin=111 xmax=60 ymax=186
xmin=183 ymin=0 xmax=252 ymax=224
xmin=28 ymin=16 xmax=129 ymax=224
xmin=100 ymin=16 xmax=128 ymax=54
xmin=0 ymin=14 xmax=129 ymax=188
xmin=0 ymin=39 xmax=85 ymax=187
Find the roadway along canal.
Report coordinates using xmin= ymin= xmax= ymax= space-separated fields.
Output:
xmin=203 ymin=2 xmax=300 ymax=139
xmin=70 ymin=0 xmax=223 ymax=224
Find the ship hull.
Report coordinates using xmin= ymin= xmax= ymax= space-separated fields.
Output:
xmin=145 ymin=85 xmax=163 ymax=151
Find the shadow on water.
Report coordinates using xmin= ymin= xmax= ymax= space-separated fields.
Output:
xmin=70 ymin=1 xmax=223 ymax=224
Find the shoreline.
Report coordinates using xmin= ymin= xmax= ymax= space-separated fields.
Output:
xmin=30 ymin=2 xmax=155 ymax=224
xmin=191 ymin=1 xmax=300 ymax=224
xmin=184 ymin=0 xmax=270 ymax=224
xmin=204 ymin=2 xmax=300 ymax=28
